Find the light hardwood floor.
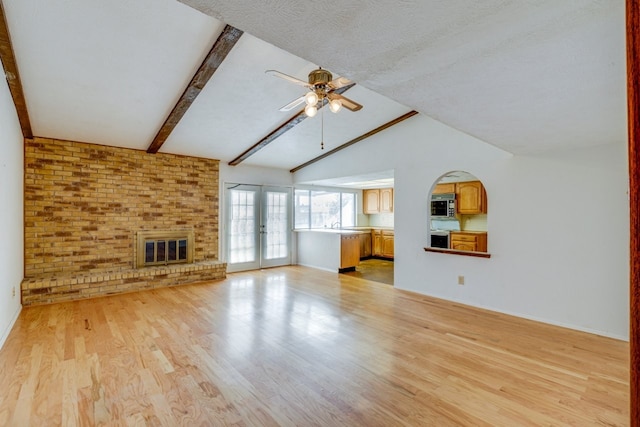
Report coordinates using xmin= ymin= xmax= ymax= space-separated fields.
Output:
xmin=0 ymin=266 xmax=629 ymax=426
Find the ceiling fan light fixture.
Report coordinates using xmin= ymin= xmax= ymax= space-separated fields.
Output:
xmin=304 ymin=91 xmax=319 ymax=106
xmin=304 ymin=104 xmax=318 ymax=117
xmin=329 ymin=98 xmax=342 ymax=113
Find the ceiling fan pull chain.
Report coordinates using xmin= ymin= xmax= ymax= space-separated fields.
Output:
xmin=321 ymin=101 xmax=324 ymax=150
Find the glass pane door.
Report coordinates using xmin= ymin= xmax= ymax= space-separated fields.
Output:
xmin=227 ymin=184 xmax=260 ymax=272
xmin=225 ymin=184 xmax=291 ymax=272
xmin=261 ymin=187 xmax=291 ymax=268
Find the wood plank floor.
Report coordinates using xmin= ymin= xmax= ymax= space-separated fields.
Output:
xmin=0 ymin=266 xmax=629 ymax=426
xmin=342 ymin=258 xmax=394 ymax=285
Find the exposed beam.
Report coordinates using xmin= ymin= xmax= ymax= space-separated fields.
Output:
xmin=228 ymin=83 xmax=356 ymax=166
xmin=147 ymin=24 xmax=243 ymax=154
xmin=289 ymin=110 xmax=418 ymax=173
xmin=627 ymin=0 xmax=640 ymax=424
xmin=0 ymin=0 xmax=32 ymax=138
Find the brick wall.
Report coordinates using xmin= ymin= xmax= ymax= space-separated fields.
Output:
xmin=24 ymin=137 xmax=221 ymax=278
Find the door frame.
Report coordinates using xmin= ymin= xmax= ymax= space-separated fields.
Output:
xmin=223 ymin=182 xmax=293 ymax=273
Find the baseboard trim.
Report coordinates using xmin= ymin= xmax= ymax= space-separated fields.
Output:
xmin=0 ymin=304 xmax=22 ymax=351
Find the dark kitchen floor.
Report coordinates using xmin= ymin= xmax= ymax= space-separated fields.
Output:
xmin=342 ymin=258 xmax=394 ymax=285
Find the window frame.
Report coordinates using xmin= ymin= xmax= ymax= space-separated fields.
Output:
xmin=294 ymin=187 xmax=358 ymax=229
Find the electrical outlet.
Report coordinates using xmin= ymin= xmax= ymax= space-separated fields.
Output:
xmin=457 ymin=276 xmax=465 ymax=285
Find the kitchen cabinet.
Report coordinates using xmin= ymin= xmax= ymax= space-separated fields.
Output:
xmin=340 ymin=235 xmax=360 ymax=270
xmin=380 ymin=188 xmax=393 ymax=213
xmin=371 ymin=229 xmax=394 ymax=259
xmin=433 ymin=183 xmax=456 ymax=194
xmin=450 ymin=231 xmax=487 ymax=252
xmin=456 ymin=181 xmax=487 ymax=214
xmin=382 ymin=230 xmax=394 ymax=258
xmin=359 ymin=232 xmax=372 ymax=259
xmin=363 ymin=189 xmax=380 ymax=214
xmin=372 ymin=230 xmax=383 ymax=256
xmin=363 ymin=188 xmax=393 ymax=214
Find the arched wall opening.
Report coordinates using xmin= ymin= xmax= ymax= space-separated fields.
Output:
xmin=427 ymin=170 xmax=489 ymax=254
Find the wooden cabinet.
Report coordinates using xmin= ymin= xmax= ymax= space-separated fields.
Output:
xmin=380 ymin=188 xmax=393 ymax=213
xmin=363 ymin=188 xmax=393 ymax=214
xmin=381 ymin=230 xmax=394 ymax=258
xmin=372 ymin=230 xmax=383 ymax=256
xmin=449 ymin=231 xmax=487 ymax=253
xmin=363 ymin=189 xmax=380 ymax=214
xmin=340 ymin=235 xmax=360 ymax=269
xmin=359 ymin=232 xmax=372 ymax=259
xmin=433 ymin=183 xmax=456 ymax=194
xmin=456 ymin=181 xmax=487 ymax=214
xmin=371 ymin=229 xmax=394 ymax=259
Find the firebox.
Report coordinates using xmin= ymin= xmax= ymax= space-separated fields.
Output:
xmin=136 ymin=230 xmax=194 ymax=268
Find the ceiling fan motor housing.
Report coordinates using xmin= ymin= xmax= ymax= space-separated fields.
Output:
xmin=308 ymin=68 xmax=332 ymax=87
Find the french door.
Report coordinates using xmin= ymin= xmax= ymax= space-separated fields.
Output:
xmin=225 ymin=184 xmax=292 ymax=272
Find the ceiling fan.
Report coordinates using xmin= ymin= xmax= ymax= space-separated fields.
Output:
xmin=266 ymin=68 xmax=363 ymax=117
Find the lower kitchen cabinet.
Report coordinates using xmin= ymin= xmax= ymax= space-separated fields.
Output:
xmin=371 ymin=229 xmax=394 ymax=259
xmin=340 ymin=234 xmax=361 ymax=269
xmin=449 ymin=231 xmax=487 ymax=252
xmin=359 ymin=232 xmax=372 ymax=258
xmin=372 ymin=230 xmax=382 ymax=256
xmin=382 ymin=231 xmax=394 ymax=258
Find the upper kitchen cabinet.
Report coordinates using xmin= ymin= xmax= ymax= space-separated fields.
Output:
xmin=432 ymin=183 xmax=456 ymax=194
xmin=380 ymin=188 xmax=393 ymax=213
xmin=363 ymin=189 xmax=380 ymax=214
xmin=456 ymin=181 xmax=487 ymax=214
xmin=364 ymin=188 xmax=393 ymax=214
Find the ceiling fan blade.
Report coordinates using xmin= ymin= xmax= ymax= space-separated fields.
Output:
xmin=328 ymin=76 xmax=352 ymax=90
xmin=327 ymin=93 xmax=363 ymax=112
xmin=265 ymin=69 xmax=311 ymax=88
xmin=279 ymin=96 xmax=306 ymax=112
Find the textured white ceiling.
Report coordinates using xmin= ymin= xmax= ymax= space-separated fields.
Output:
xmin=3 ymin=0 xmax=224 ymax=148
xmin=1 ymin=0 xmax=627 ymax=179
xmin=160 ymin=33 xmax=412 ymax=169
xmin=180 ymin=0 xmax=627 ymax=154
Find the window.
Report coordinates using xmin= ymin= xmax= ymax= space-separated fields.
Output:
xmin=294 ymin=189 xmax=356 ymax=229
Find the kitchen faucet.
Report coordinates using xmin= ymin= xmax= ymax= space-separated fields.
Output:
xmin=331 ymin=221 xmax=341 ymax=229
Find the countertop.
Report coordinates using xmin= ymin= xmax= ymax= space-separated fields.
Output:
xmin=295 ymin=226 xmax=394 ymax=235
xmin=294 ymin=228 xmax=367 ymax=235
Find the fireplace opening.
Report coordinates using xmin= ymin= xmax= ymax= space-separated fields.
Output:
xmin=136 ymin=230 xmax=194 ymax=268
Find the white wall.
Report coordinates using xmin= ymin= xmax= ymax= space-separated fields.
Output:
xmin=296 ymin=231 xmax=341 ymax=272
xmin=294 ymin=114 xmax=629 ymax=339
xmin=220 ymin=162 xmax=293 ymax=188
xmin=0 ymin=74 xmax=24 ymax=349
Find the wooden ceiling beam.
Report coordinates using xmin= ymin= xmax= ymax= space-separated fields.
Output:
xmin=228 ymin=83 xmax=356 ymax=166
xmin=289 ymin=110 xmax=418 ymax=173
xmin=627 ymin=0 xmax=640 ymax=423
xmin=147 ymin=24 xmax=243 ymax=154
xmin=0 ymin=0 xmax=32 ymax=138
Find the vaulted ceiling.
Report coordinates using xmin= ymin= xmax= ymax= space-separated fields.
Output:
xmin=0 ymin=0 xmax=627 ymax=175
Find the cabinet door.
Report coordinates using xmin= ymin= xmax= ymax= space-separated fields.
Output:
xmin=372 ymin=231 xmax=383 ymax=255
xmin=340 ymin=235 xmax=360 ymax=269
xmin=382 ymin=234 xmax=394 ymax=258
xmin=451 ymin=240 xmax=477 ymax=251
xmin=380 ymin=188 xmax=393 ymax=213
xmin=359 ymin=232 xmax=372 ymax=258
xmin=433 ymin=183 xmax=456 ymax=194
xmin=456 ymin=181 xmax=486 ymax=214
xmin=363 ymin=189 xmax=380 ymax=214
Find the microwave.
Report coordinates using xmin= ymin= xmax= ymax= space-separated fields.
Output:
xmin=431 ymin=193 xmax=456 ymax=218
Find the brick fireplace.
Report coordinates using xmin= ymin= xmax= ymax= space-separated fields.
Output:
xmin=22 ymin=137 xmax=226 ymax=306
